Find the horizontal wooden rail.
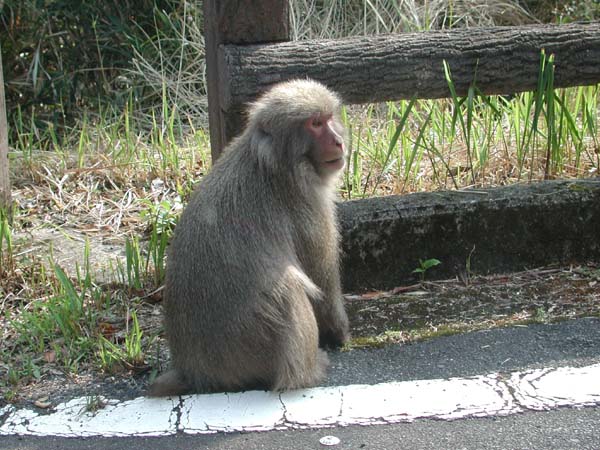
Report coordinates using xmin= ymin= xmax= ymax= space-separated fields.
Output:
xmin=216 ymin=22 xmax=600 ymax=147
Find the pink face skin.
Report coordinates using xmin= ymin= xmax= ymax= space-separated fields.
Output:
xmin=304 ymin=113 xmax=346 ymax=175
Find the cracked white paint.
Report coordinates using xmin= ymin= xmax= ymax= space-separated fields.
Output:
xmin=0 ymin=396 xmax=178 ymax=437
xmin=280 ymin=386 xmax=343 ymax=427
xmin=338 ymin=374 xmax=516 ymax=425
xmin=508 ymin=364 xmax=600 ymax=410
xmin=181 ymin=390 xmax=284 ymax=433
xmin=1 ymin=363 xmax=599 ymax=437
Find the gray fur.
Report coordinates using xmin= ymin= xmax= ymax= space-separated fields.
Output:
xmin=148 ymin=79 xmax=350 ymax=397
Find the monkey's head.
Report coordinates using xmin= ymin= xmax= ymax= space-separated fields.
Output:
xmin=247 ymin=79 xmax=347 ymax=181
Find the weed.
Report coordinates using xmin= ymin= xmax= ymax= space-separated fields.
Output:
xmin=123 ymin=237 xmax=144 ymax=291
xmin=533 ymin=307 xmax=549 ymax=323
xmin=412 ymin=258 xmax=442 ymax=282
xmin=82 ymin=395 xmax=107 ymax=415
xmin=97 ymin=310 xmax=146 ymax=373
xmin=0 ymin=208 xmax=14 ymax=276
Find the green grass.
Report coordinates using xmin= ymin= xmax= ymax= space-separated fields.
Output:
xmin=0 ymin=209 xmax=13 ymax=274
xmin=342 ymin=82 xmax=598 ymax=198
xmin=97 ymin=310 xmax=146 ymax=374
xmin=0 ymin=205 xmax=162 ymax=392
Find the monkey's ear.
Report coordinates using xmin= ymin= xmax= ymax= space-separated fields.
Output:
xmin=251 ymin=127 xmax=276 ymax=171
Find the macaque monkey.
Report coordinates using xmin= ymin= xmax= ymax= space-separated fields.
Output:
xmin=149 ymin=79 xmax=350 ymax=396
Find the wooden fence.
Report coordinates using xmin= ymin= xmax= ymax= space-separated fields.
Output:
xmin=204 ymin=1 xmax=600 ymax=160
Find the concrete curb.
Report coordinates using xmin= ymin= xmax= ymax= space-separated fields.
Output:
xmin=2 ymin=364 xmax=599 ymax=437
xmin=338 ymin=179 xmax=600 ymax=291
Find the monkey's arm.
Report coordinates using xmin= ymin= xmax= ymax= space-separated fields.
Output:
xmin=311 ymin=268 xmax=350 ymax=348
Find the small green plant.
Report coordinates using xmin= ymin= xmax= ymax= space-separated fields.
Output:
xmin=97 ymin=310 xmax=145 ymax=373
xmin=140 ymin=199 xmax=180 ymax=286
xmin=413 ymin=258 xmax=442 ymax=282
xmin=533 ymin=307 xmax=549 ymax=323
xmin=97 ymin=338 xmax=123 ymax=373
xmin=124 ymin=310 xmax=144 ymax=368
xmin=120 ymin=198 xmax=180 ymax=290
xmin=123 ymin=237 xmax=143 ymax=291
xmin=0 ymin=208 xmax=14 ymax=276
xmin=462 ymin=245 xmax=477 ymax=285
xmin=82 ymin=395 xmax=107 ymax=415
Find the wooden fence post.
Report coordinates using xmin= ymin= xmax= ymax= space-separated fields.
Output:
xmin=203 ymin=0 xmax=290 ymax=160
xmin=0 ymin=46 xmax=10 ymax=212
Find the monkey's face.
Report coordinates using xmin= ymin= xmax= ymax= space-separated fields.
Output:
xmin=304 ymin=113 xmax=346 ymax=178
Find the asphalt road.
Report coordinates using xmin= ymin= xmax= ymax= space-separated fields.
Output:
xmin=325 ymin=316 xmax=600 ymax=387
xmin=2 ymin=317 xmax=600 ymax=449
xmin=3 ymin=407 xmax=598 ymax=450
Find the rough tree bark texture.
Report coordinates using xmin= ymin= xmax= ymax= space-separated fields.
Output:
xmin=204 ymin=0 xmax=290 ymax=159
xmin=220 ymin=22 xmax=600 ymax=121
xmin=0 ymin=48 xmax=10 ymax=211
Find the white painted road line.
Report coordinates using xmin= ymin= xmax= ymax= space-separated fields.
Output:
xmin=508 ymin=364 xmax=600 ymax=410
xmin=1 ymin=363 xmax=599 ymax=437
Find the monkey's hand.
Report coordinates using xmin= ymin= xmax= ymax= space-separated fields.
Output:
xmin=319 ymin=314 xmax=350 ymax=349
xmin=319 ymin=328 xmax=350 ymax=349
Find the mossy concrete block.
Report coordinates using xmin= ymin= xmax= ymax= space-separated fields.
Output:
xmin=338 ymin=179 xmax=600 ymax=291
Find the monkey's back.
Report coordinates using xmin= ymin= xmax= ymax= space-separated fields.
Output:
xmin=162 ymin=138 xmax=327 ymax=392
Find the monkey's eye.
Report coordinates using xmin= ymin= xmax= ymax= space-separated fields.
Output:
xmin=312 ymin=119 xmax=323 ymax=127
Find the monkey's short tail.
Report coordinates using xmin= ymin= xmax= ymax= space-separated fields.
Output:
xmin=148 ymin=369 xmax=191 ymax=397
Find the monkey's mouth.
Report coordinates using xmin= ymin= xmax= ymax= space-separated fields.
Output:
xmin=323 ymin=157 xmax=345 ymax=169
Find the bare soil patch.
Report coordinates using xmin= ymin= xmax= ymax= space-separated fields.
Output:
xmin=346 ymin=264 xmax=600 ymax=344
